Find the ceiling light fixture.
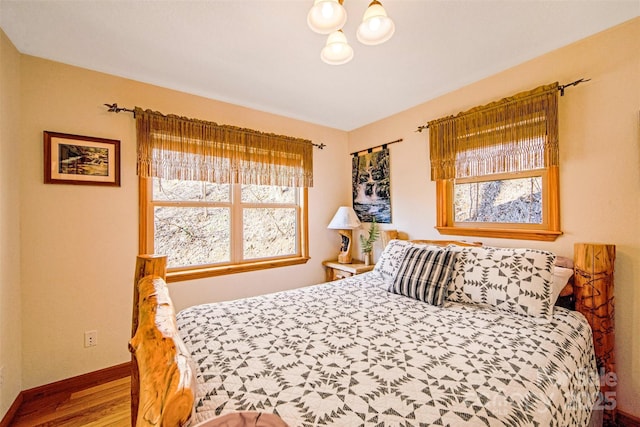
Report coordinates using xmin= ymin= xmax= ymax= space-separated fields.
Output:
xmin=357 ymin=0 xmax=395 ymax=45
xmin=307 ymin=0 xmax=347 ymax=34
xmin=320 ymin=30 xmax=354 ymax=65
xmin=307 ymin=0 xmax=395 ymax=65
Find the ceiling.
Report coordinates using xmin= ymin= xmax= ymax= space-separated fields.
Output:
xmin=1 ymin=1 xmax=637 ymax=131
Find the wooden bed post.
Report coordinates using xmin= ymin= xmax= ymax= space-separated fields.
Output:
xmin=131 ymin=255 xmax=167 ymax=427
xmin=574 ymin=243 xmax=616 ymax=426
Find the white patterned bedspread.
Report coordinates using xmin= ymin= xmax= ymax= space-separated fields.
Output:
xmin=177 ymin=272 xmax=598 ymax=427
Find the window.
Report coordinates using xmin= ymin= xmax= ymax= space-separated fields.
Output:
xmin=429 ymin=83 xmax=561 ymax=241
xmin=134 ymin=108 xmax=313 ymax=282
xmin=454 ymin=173 xmax=543 ymax=224
xmin=140 ymin=177 xmax=308 ymax=281
xmin=436 ymin=168 xmax=559 ymax=241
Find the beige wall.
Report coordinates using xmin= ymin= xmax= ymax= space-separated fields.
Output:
xmin=18 ymin=56 xmax=350 ymax=391
xmin=349 ymin=18 xmax=640 ymax=417
xmin=0 ymin=29 xmax=23 ymax=417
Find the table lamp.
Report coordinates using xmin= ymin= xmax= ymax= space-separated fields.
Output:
xmin=327 ymin=206 xmax=361 ymax=263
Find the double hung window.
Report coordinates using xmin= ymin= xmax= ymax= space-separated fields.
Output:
xmin=136 ymin=108 xmax=312 ymax=281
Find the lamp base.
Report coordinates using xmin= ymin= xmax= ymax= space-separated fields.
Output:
xmin=337 ymin=230 xmax=353 ymax=264
xmin=337 ymin=252 xmax=352 ymax=264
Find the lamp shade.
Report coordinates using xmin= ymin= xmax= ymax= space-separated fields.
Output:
xmin=327 ymin=206 xmax=361 ymax=229
xmin=307 ymin=0 xmax=347 ymax=34
xmin=356 ymin=0 xmax=395 ymax=46
xmin=321 ymin=30 xmax=354 ymax=65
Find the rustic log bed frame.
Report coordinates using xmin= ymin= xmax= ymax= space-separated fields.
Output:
xmin=129 ymin=241 xmax=614 ymax=426
xmin=130 ymin=255 xmax=195 ymax=427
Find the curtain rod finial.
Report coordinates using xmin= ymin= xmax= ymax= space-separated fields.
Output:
xmin=104 ymin=103 xmax=119 ymax=112
xmin=104 ymin=103 xmax=135 ymax=114
xmin=558 ymin=78 xmax=591 ymax=96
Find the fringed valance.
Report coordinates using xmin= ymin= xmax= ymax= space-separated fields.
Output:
xmin=428 ymin=83 xmax=559 ymax=181
xmin=135 ymin=108 xmax=314 ymax=187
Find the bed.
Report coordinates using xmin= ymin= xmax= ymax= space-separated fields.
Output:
xmin=129 ymin=240 xmax=602 ymax=427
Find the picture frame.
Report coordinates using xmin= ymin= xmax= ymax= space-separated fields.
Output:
xmin=44 ymin=131 xmax=121 ymax=186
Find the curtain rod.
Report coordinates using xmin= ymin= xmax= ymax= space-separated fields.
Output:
xmin=104 ymin=103 xmax=326 ymax=150
xmin=350 ymin=138 xmax=403 ymax=156
xmin=414 ymin=78 xmax=590 ymax=133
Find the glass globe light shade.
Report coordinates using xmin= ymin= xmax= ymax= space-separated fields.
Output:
xmin=321 ymin=30 xmax=354 ymax=65
xmin=307 ymin=0 xmax=347 ymax=34
xmin=356 ymin=0 xmax=395 ymax=45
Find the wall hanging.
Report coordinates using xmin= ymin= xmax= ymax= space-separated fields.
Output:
xmin=352 ymin=145 xmax=391 ymax=223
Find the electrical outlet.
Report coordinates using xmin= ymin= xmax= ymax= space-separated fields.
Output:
xmin=84 ymin=330 xmax=97 ymax=347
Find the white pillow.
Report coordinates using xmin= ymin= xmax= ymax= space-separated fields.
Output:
xmin=552 ymin=265 xmax=574 ymax=304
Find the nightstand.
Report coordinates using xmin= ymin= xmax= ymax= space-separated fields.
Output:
xmin=322 ymin=260 xmax=375 ymax=282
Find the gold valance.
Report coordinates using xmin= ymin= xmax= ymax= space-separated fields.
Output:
xmin=135 ymin=108 xmax=314 ymax=187
xmin=428 ymin=82 xmax=559 ymax=180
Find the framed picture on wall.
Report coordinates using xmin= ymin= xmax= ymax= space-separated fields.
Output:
xmin=44 ymin=131 xmax=121 ymax=186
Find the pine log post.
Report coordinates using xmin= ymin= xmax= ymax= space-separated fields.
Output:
xmin=130 ymin=275 xmax=195 ymax=426
xmin=573 ymin=243 xmax=616 ymax=425
xmin=131 ymin=255 xmax=167 ymax=427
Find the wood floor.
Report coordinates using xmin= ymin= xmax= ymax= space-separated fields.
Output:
xmin=10 ymin=376 xmax=130 ymax=426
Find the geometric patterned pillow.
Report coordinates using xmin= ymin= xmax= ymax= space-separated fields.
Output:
xmin=447 ymin=246 xmax=556 ymax=320
xmin=388 ymin=246 xmax=457 ymax=306
xmin=446 ymin=246 xmax=476 ymax=304
xmin=374 ymin=239 xmax=421 ymax=284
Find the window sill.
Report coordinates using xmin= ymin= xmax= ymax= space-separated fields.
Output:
xmin=166 ymin=256 xmax=310 ymax=283
xmin=436 ymin=226 xmax=562 ymax=242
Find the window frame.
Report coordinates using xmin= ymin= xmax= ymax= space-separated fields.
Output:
xmin=139 ymin=177 xmax=309 ymax=283
xmin=435 ymin=166 xmax=561 ymax=241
